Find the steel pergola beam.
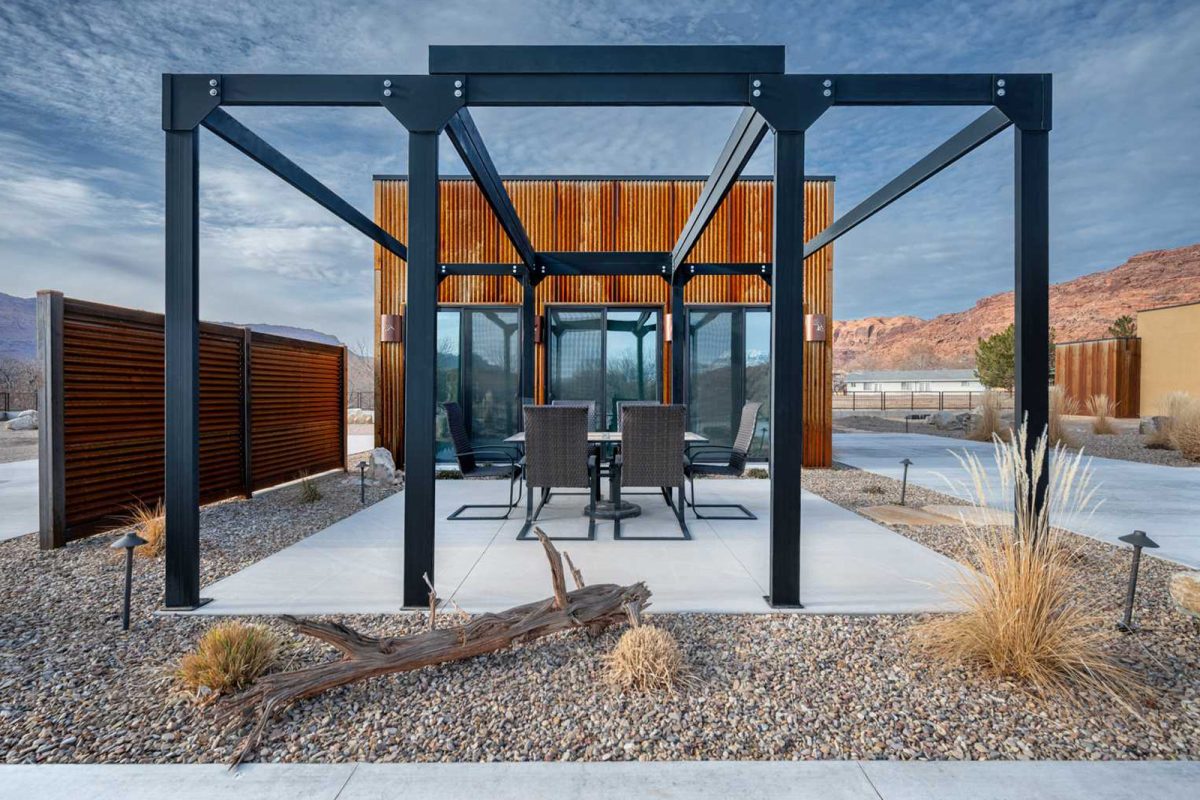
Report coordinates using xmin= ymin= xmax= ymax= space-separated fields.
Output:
xmin=430 ymin=45 xmax=786 ymax=75
xmin=202 ymin=108 xmax=408 ymax=261
xmin=671 ymin=109 xmax=769 ymax=277
xmin=534 ymin=251 xmax=671 ymax=280
xmin=445 ymin=108 xmax=535 ymax=274
xmin=438 ymin=263 xmax=522 ymax=279
xmin=803 ymin=108 xmax=1012 ymax=257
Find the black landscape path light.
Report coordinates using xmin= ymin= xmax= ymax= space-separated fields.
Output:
xmin=899 ymin=458 xmax=914 ymax=506
xmin=1117 ymin=530 xmax=1158 ymax=633
xmin=111 ymin=531 xmax=147 ymax=631
xmin=357 ymin=460 xmax=369 ymax=504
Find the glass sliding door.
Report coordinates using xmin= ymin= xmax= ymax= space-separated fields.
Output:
xmin=547 ymin=307 xmax=661 ymax=430
xmin=435 ymin=307 xmax=521 ymax=462
xmin=687 ymin=306 xmax=771 ymax=460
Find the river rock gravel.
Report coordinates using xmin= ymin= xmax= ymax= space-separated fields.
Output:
xmin=2 ymin=467 xmax=1197 ymax=765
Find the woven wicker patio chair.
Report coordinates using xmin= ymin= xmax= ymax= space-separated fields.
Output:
xmin=684 ymin=401 xmax=761 ymax=520
xmin=442 ymin=401 xmax=523 ymax=520
xmin=518 ymin=405 xmax=599 ymax=540
xmin=611 ymin=404 xmax=690 ymax=540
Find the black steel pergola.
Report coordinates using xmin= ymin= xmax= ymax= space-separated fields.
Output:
xmin=162 ymin=45 xmax=1050 ymax=610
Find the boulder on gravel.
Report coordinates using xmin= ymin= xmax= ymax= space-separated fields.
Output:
xmin=6 ymin=411 xmax=37 ymax=431
xmin=1141 ymin=416 xmax=1170 ymax=435
xmin=1170 ymin=572 xmax=1200 ymax=619
xmin=368 ymin=447 xmax=400 ymax=485
xmin=927 ymin=410 xmax=970 ymax=430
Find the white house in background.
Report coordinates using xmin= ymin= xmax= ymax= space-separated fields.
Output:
xmin=844 ymin=368 xmax=985 ymax=393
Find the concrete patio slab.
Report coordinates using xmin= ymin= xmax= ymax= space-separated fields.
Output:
xmin=184 ymin=477 xmax=966 ymax=616
xmin=0 ymin=458 xmax=38 ymax=542
xmin=835 ymin=432 xmax=1200 ymax=568
xmin=4 ymin=761 xmax=1197 ymax=799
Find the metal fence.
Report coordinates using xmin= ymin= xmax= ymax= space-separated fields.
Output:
xmin=834 ymin=390 xmax=1013 ymax=412
xmin=1 ymin=391 xmax=38 ymax=414
xmin=347 ymin=391 xmax=374 ymax=410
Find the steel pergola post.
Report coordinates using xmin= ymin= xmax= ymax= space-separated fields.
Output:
xmin=164 ymin=127 xmax=203 ymax=609
xmin=402 ymin=130 xmax=440 ymax=609
xmin=670 ymin=279 xmax=686 ymax=404
xmin=1015 ymin=126 xmax=1051 ymax=513
xmin=520 ymin=276 xmax=536 ymax=408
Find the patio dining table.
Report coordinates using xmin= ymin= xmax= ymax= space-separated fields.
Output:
xmin=504 ymin=430 xmax=708 ymax=520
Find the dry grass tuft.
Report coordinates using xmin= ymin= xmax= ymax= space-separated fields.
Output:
xmin=1145 ymin=392 xmax=1188 ymax=449
xmin=605 ymin=624 xmax=690 ymax=693
xmin=298 ymin=474 xmax=323 ymax=504
xmin=123 ymin=500 xmax=165 ymax=559
xmin=967 ymin=390 xmax=1008 ymax=442
xmin=1169 ymin=395 xmax=1200 ymax=461
xmin=1087 ymin=393 xmax=1117 ymax=435
xmin=915 ymin=424 xmax=1143 ymax=705
xmin=177 ymin=622 xmax=280 ymax=703
xmin=1048 ymin=386 xmax=1079 ymax=448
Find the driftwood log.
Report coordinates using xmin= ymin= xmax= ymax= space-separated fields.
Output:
xmin=218 ymin=528 xmax=651 ymax=765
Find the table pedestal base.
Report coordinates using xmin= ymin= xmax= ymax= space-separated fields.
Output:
xmin=588 ymin=500 xmax=642 ymax=520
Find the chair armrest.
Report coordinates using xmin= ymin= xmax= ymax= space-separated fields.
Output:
xmin=686 ymin=445 xmax=735 ymax=464
xmin=459 ymin=448 xmax=520 ymax=468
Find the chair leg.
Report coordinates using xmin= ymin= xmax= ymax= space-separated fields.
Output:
xmin=675 ymin=485 xmax=692 ymax=540
xmin=612 ymin=470 xmax=621 ymax=540
xmin=517 ymin=481 xmax=535 ymax=539
xmin=687 ymin=472 xmax=757 ymax=520
xmin=446 ymin=474 xmax=525 ymax=521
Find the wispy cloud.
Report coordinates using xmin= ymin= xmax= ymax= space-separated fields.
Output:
xmin=0 ymin=0 xmax=1197 ymax=346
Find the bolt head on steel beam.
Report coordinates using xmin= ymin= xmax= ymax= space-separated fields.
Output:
xmin=380 ymin=75 xmax=466 ymax=133
xmin=162 ymin=74 xmax=222 ymax=131
xmin=992 ymin=74 xmax=1052 ymax=131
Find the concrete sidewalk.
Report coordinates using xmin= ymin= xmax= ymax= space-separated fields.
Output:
xmin=834 ymin=432 xmax=1200 ymax=568
xmin=0 ymin=457 xmax=38 ymax=542
xmin=3 ymin=760 xmax=1196 ymax=799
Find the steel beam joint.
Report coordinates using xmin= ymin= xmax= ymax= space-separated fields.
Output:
xmin=381 ymin=76 xmax=466 ymax=133
xmin=992 ymin=74 xmax=1052 ymax=131
xmin=749 ymin=75 xmax=832 ymax=133
xmin=162 ymin=74 xmax=221 ymax=131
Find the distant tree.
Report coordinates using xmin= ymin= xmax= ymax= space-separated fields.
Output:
xmin=1107 ymin=314 xmax=1137 ymax=338
xmin=973 ymin=324 xmax=1055 ymax=390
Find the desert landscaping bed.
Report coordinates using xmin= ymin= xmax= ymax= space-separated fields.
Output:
xmin=834 ymin=414 xmax=1197 ymax=467
xmin=2 ymin=467 xmax=1198 ymax=765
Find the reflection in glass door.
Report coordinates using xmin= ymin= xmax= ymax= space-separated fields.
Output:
xmin=687 ymin=307 xmax=770 ymax=459
xmin=435 ymin=308 xmax=521 ymax=461
xmin=546 ymin=307 xmax=660 ymax=430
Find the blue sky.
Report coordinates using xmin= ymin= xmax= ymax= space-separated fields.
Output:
xmin=1 ymin=0 xmax=1197 ymax=348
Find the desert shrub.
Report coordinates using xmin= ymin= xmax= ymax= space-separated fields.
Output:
xmin=1145 ymin=392 xmax=1189 ymax=449
xmin=1168 ymin=394 xmax=1200 ymax=461
xmin=1086 ymin=393 xmax=1117 ymax=435
xmin=298 ymin=474 xmax=322 ymax=503
xmin=177 ymin=622 xmax=280 ymax=702
xmin=123 ymin=500 xmax=165 ymax=559
xmin=605 ymin=623 xmax=689 ymax=693
xmin=914 ymin=425 xmax=1140 ymax=703
xmin=1048 ymin=386 xmax=1079 ymax=448
xmin=967 ymin=390 xmax=1008 ymax=442
xmin=744 ymin=467 xmax=769 ymax=479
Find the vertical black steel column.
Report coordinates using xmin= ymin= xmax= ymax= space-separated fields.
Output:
xmin=769 ymin=130 xmax=805 ymax=607
xmin=670 ymin=280 xmax=686 ymax=404
xmin=403 ymin=131 xmax=439 ymax=608
xmin=1014 ymin=127 xmax=1050 ymax=511
xmin=520 ymin=276 xmax=536 ymax=408
xmin=164 ymin=128 xmax=201 ymax=609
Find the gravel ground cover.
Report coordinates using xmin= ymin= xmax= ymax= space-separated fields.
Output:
xmin=2 ymin=465 xmax=1197 ymax=765
xmin=0 ymin=428 xmax=38 ymax=463
xmin=834 ymin=415 xmax=1197 ymax=467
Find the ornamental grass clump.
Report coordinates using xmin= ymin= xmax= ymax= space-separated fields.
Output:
xmin=177 ymin=622 xmax=280 ymax=703
xmin=1167 ymin=393 xmax=1200 ymax=461
xmin=967 ymin=390 xmax=1008 ymax=442
xmin=1048 ymin=385 xmax=1079 ymax=448
xmin=123 ymin=499 xmax=165 ymax=559
xmin=1087 ymin=393 xmax=1117 ymax=435
xmin=298 ymin=474 xmax=323 ymax=504
xmin=915 ymin=424 xmax=1142 ymax=703
xmin=605 ymin=623 xmax=690 ymax=693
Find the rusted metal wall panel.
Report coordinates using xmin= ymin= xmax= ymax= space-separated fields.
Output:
xmin=52 ymin=297 xmax=346 ymax=543
xmin=249 ymin=334 xmax=346 ymax=490
xmin=374 ymin=176 xmax=835 ymax=467
xmin=1055 ymin=337 xmax=1141 ymax=418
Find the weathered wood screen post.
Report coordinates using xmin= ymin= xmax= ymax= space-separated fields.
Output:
xmin=36 ymin=290 xmax=65 ymax=549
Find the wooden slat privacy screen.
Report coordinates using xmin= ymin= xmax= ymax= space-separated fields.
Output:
xmin=37 ymin=294 xmax=347 ymax=548
xmin=1054 ymin=337 xmax=1141 ymax=418
xmin=374 ymin=176 xmax=835 ymax=468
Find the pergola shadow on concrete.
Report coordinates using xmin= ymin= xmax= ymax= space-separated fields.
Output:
xmin=162 ymin=45 xmax=1051 ymax=611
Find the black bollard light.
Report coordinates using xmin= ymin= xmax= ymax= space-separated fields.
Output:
xmin=357 ymin=460 xmax=369 ymax=504
xmin=110 ymin=531 xmax=147 ymax=631
xmin=1117 ymin=530 xmax=1159 ymax=633
xmin=899 ymin=458 xmax=913 ymax=506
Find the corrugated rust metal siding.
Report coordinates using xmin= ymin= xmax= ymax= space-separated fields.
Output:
xmin=1055 ymin=337 xmax=1141 ymax=418
xmin=249 ymin=333 xmax=347 ymax=490
xmin=59 ymin=299 xmax=245 ymax=540
xmin=374 ymin=177 xmax=834 ymax=467
xmin=55 ymin=298 xmax=346 ymax=542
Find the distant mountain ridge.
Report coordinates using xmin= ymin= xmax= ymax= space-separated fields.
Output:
xmin=833 ymin=243 xmax=1200 ymax=372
